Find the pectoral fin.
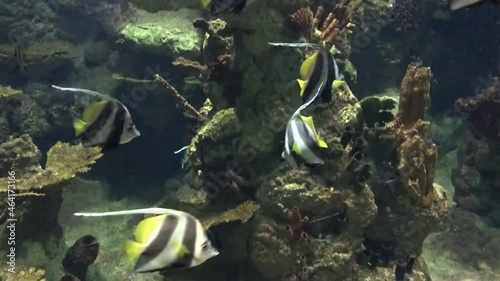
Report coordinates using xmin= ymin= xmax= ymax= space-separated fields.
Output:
xmin=73 ymin=118 xmax=87 ymax=136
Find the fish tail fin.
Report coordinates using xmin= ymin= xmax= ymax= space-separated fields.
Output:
xmin=73 ymin=118 xmax=86 ymax=136
xmin=268 ymin=42 xmax=321 ymax=49
xmin=200 ymin=0 xmax=212 ymax=9
xmin=125 ymin=240 xmax=143 ymax=261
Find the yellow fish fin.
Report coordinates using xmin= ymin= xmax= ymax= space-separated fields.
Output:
xmin=73 ymin=118 xmax=87 ymax=136
xmin=134 ymin=214 xmax=167 ymax=244
xmin=176 ymin=243 xmax=191 ymax=258
xmin=292 ymin=142 xmax=300 ymax=154
xmin=317 ymin=138 xmax=328 ymax=148
xmin=299 ymin=52 xmax=318 ymax=80
xmin=200 ymin=0 xmax=213 ymax=9
xmin=124 ymin=240 xmax=143 ymax=261
xmin=300 ymin=115 xmax=328 ymax=148
xmin=296 ymin=79 xmax=306 ymax=96
xmin=332 ymin=80 xmax=346 ymax=89
xmin=82 ymin=100 xmax=108 ymax=122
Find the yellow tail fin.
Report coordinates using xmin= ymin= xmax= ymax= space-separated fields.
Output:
xmin=73 ymin=118 xmax=87 ymax=136
xmin=125 ymin=240 xmax=143 ymax=261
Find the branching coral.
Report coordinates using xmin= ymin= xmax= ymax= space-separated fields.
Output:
xmin=174 ymin=18 xmax=242 ymax=107
xmin=390 ymin=0 xmax=422 ymax=32
xmin=202 ymin=200 xmax=260 ymax=230
xmin=0 ymin=135 xmax=102 ymax=194
xmin=0 ymin=85 xmax=22 ymax=97
xmin=391 ymin=64 xmax=436 ymax=207
xmin=154 ymin=74 xmax=208 ymax=122
xmin=287 ymin=0 xmax=361 ymax=49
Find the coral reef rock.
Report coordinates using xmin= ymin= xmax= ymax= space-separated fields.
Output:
xmin=120 ymin=8 xmax=202 ymax=59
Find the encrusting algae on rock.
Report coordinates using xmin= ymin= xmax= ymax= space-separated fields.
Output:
xmin=201 ymin=200 xmax=260 ymax=230
xmin=0 ymin=135 xmax=102 ymax=194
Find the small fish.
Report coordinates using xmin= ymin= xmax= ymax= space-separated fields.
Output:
xmin=268 ymin=42 xmax=344 ymax=107
xmin=51 ymin=85 xmax=141 ymax=151
xmin=200 ymin=0 xmax=247 ymax=16
xmin=74 ymin=208 xmax=219 ymax=273
xmin=282 ymin=107 xmax=328 ymax=165
xmin=13 ymin=44 xmax=28 ymax=72
xmin=449 ymin=0 xmax=499 ymax=10
xmin=174 ymin=145 xmax=192 ymax=170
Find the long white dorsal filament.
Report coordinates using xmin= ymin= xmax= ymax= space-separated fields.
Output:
xmin=51 ymin=85 xmax=115 ymax=101
xmin=74 ymin=208 xmax=174 ymax=217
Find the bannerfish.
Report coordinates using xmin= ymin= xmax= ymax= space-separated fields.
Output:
xmin=51 ymin=85 xmax=140 ymax=151
xmin=74 ymin=208 xmax=219 ymax=273
xmin=268 ymin=42 xmax=344 ymax=107
xmin=282 ymin=104 xmax=328 ymax=165
xmin=200 ymin=0 xmax=247 ymax=16
xmin=449 ymin=0 xmax=499 ymax=10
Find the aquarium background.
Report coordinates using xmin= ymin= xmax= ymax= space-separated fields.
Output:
xmin=0 ymin=0 xmax=499 ymax=280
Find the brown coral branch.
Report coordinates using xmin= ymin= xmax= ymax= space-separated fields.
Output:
xmin=288 ymin=7 xmax=314 ymax=36
xmin=154 ymin=74 xmax=207 ymax=122
xmin=173 ymin=57 xmax=208 ymax=73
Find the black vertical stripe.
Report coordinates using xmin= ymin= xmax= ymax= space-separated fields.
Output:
xmin=170 ymin=215 xmax=197 ymax=268
xmin=321 ymin=52 xmax=336 ymax=103
xmin=296 ymin=118 xmax=318 ymax=150
xmin=135 ymin=215 xmax=179 ymax=272
xmin=302 ymin=51 xmax=325 ymax=105
xmin=81 ymin=101 xmax=115 ymax=147
xmin=102 ymin=103 xmax=126 ymax=151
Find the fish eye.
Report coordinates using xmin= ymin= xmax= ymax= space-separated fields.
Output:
xmin=201 ymin=241 xmax=210 ymax=251
xmin=127 ymin=124 xmax=135 ymax=131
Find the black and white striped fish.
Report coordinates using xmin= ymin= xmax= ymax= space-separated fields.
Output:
xmin=282 ymin=100 xmax=328 ymax=165
xmin=268 ymin=42 xmax=344 ymax=107
xmin=74 ymin=208 xmax=219 ymax=273
xmin=51 ymin=85 xmax=140 ymax=152
xmin=200 ymin=0 xmax=247 ymax=16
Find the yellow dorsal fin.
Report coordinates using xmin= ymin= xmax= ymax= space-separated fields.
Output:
xmin=296 ymin=79 xmax=306 ymax=96
xmin=82 ymin=100 xmax=108 ymax=122
xmin=300 ymin=115 xmax=328 ymax=148
xmin=299 ymin=52 xmax=318 ymax=80
xmin=200 ymin=0 xmax=213 ymax=9
xmin=332 ymin=80 xmax=346 ymax=89
xmin=73 ymin=118 xmax=87 ymax=136
xmin=124 ymin=240 xmax=143 ymax=261
xmin=134 ymin=214 xmax=167 ymax=244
